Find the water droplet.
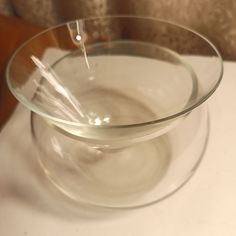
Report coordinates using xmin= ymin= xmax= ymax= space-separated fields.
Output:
xmin=75 ymin=34 xmax=82 ymax=41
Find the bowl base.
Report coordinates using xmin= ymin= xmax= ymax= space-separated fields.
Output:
xmin=31 ymin=105 xmax=209 ymax=208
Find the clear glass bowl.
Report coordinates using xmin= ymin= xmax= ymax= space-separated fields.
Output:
xmin=6 ymin=16 xmax=223 ymax=209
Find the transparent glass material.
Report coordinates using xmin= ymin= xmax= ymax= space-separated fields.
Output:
xmin=7 ymin=16 xmax=223 ymax=208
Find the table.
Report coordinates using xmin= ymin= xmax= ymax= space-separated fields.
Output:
xmin=0 ymin=60 xmax=235 ymax=236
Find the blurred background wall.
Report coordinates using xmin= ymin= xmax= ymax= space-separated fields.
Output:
xmin=0 ymin=0 xmax=235 ymax=60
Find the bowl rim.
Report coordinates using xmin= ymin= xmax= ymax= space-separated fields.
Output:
xmin=6 ymin=15 xmax=223 ymax=129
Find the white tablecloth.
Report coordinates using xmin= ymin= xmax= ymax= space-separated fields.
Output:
xmin=0 ymin=61 xmax=236 ymax=236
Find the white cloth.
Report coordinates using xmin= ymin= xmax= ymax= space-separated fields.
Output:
xmin=0 ymin=61 xmax=236 ymax=236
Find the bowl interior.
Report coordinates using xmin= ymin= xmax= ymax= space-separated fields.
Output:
xmin=7 ymin=16 xmax=223 ymax=129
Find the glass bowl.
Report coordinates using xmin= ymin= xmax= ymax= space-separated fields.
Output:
xmin=6 ymin=16 xmax=223 ymax=209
